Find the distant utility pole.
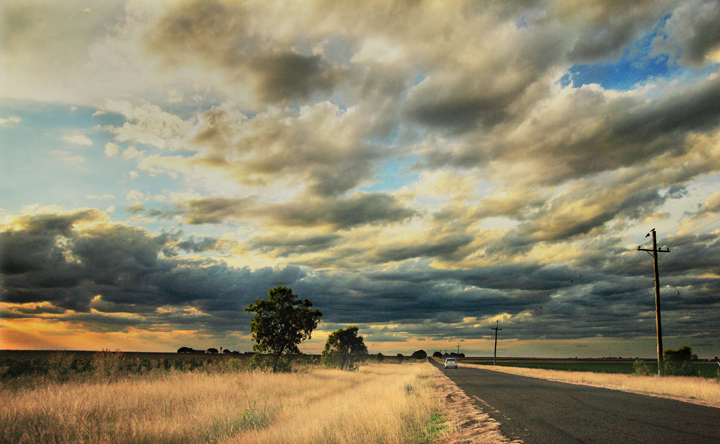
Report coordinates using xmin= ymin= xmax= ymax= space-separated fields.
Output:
xmin=457 ymin=343 xmax=460 ymax=356
xmin=491 ymin=320 xmax=502 ymax=366
xmin=638 ymin=228 xmax=670 ymax=376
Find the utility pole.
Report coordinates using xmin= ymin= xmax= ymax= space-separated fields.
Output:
xmin=457 ymin=343 xmax=460 ymax=356
xmin=638 ymin=228 xmax=670 ymax=376
xmin=491 ymin=320 xmax=502 ymax=366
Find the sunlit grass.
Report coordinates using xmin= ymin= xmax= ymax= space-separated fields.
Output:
xmin=465 ymin=363 xmax=720 ymax=405
xmin=0 ymin=363 xmax=443 ymax=444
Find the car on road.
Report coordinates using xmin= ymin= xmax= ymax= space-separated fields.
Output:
xmin=444 ymin=357 xmax=458 ymax=369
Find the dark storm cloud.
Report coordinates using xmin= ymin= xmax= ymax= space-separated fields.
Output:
xmin=176 ymin=236 xmax=219 ymax=253
xmin=3 ymin=210 xmax=719 ymax=343
xmin=406 ymin=94 xmax=512 ymax=134
xmin=180 ymin=197 xmax=256 ymax=225
xmin=298 ymin=274 xmax=538 ymax=326
xmin=564 ymin=0 xmax=675 ymax=62
xmin=653 ymin=0 xmax=720 ymax=65
xmin=403 ymin=28 xmax=564 ymax=134
xmin=250 ymin=51 xmax=347 ymax=103
xmin=269 ymin=193 xmax=417 ymax=228
xmin=375 ymin=234 xmax=474 ymax=262
xmin=145 ymin=0 xmax=345 ymax=104
xmin=423 ymin=71 xmax=720 ymax=192
xmin=249 ymin=233 xmax=343 ymax=256
xmin=1 ymin=210 xmax=94 ymax=275
xmin=1 ymin=211 xmax=308 ymax=335
xmin=611 ymin=74 xmax=720 ymax=141
xmin=179 ymin=193 xmax=417 ymax=229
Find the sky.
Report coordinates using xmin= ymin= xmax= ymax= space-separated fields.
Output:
xmin=2 ymin=0 xmax=720 ymax=358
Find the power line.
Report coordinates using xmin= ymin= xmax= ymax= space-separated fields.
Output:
xmin=664 ymin=216 xmax=720 ymax=249
xmin=636 ymin=201 xmax=720 ymax=249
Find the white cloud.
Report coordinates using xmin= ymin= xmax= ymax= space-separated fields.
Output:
xmin=123 ymin=145 xmax=143 ymax=160
xmin=103 ymin=101 xmax=188 ymax=150
xmin=0 ymin=116 xmax=21 ymax=125
xmin=104 ymin=142 xmax=119 ymax=157
xmin=167 ymin=88 xmax=184 ymax=103
xmin=62 ymin=134 xmax=93 ymax=146
xmin=125 ymin=189 xmax=145 ymax=202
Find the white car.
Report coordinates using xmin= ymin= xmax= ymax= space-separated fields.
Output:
xmin=444 ymin=358 xmax=458 ymax=369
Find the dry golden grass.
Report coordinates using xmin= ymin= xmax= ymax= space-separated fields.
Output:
xmin=0 ymin=363 xmax=445 ymax=444
xmin=465 ymin=364 xmax=720 ymax=407
xmin=226 ymin=363 xmax=441 ymax=444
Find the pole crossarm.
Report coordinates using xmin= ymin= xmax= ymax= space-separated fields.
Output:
xmin=637 ymin=247 xmax=670 ymax=253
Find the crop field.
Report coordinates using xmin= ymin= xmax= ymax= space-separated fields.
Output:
xmin=461 ymin=357 xmax=720 ymax=378
xmin=0 ymin=351 xmax=445 ymax=444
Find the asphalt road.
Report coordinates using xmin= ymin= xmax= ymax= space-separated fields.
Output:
xmin=431 ymin=360 xmax=720 ymax=444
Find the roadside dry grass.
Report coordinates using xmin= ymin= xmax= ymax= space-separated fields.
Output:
xmin=0 ymin=362 xmax=445 ymax=444
xmin=464 ymin=363 xmax=720 ymax=407
xmin=428 ymin=365 xmax=516 ymax=444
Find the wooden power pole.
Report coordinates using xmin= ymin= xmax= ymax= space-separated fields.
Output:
xmin=491 ymin=320 xmax=502 ymax=366
xmin=638 ymin=228 xmax=670 ymax=376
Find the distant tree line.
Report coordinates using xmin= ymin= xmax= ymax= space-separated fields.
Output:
xmin=432 ymin=351 xmax=465 ymax=359
xmin=177 ymin=347 xmax=243 ymax=355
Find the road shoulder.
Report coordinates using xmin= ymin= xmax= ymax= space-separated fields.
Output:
xmin=429 ymin=364 xmax=520 ymax=444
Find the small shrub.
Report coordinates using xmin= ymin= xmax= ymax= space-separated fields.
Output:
xmin=226 ymin=358 xmax=244 ymax=372
xmin=249 ymin=354 xmax=292 ymax=373
xmin=47 ymin=353 xmax=76 ymax=382
xmin=404 ymin=383 xmax=414 ymax=395
xmin=238 ymin=398 xmax=272 ymax=430
xmin=92 ymin=350 xmax=124 ymax=380
xmin=663 ymin=346 xmax=699 ymax=376
xmin=664 ymin=360 xmax=698 ymax=377
xmin=633 ymin=359 xmax=653 ymax=376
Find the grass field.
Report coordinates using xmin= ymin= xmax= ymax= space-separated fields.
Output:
xmin=0 ymin=352 xmax=445 ymax=444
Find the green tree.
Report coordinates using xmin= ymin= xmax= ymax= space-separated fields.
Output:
xmin=411 ymin=350 xmax=427 ymax=360
xmin=663 ymin=345 xmax=698 ymax=376
xmin=245 ymin=286 xmax=323 ymax=372
xmin=321 ymin=326 xmax=368 ymax=370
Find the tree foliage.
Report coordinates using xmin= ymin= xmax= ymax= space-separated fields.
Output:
xmin=411 ymin=350 xmax=427 ymax=360
xmin=321 ymin=326 xmax=368 ymax=370
xmin=663 ymin=345 xmax=698 ymax=376
xmin=245 ymin=286 xmax=323 ymax=372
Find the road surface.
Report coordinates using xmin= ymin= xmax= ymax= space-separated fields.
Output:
xmin=431 ymin=360 xmax=720 ymax=443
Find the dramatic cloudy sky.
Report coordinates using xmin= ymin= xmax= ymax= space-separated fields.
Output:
xmin=2 ymin=0 xmax=720 ymax=357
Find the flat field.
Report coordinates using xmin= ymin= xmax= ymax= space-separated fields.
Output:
xmin=0 ymin=351 xmax=445 ymax=444
xmin=461 ymin=357 xmax=720 ymax=378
